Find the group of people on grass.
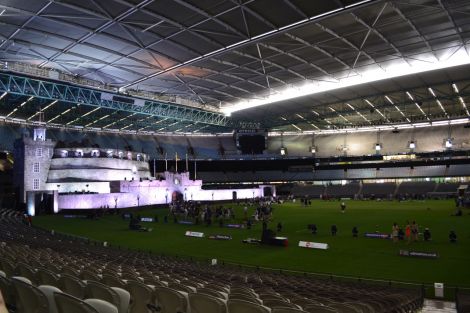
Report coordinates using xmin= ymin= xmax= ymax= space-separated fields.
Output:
xmin=166 ymin=199 xmax=274 ymax=228
xmin=391 ymin=221 xmax=420 ymax=243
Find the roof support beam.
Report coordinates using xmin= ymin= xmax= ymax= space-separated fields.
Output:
xmin=389 ymin=2 xmax=438 ymax=61
xmin=436 ymin=0 xmax=468 ymax=55
xmin=121 ymin=0 xmax=380 ymax=88
xmin=315 ymin=22 xmax=384 ymax=71
xmin=0 ymin=73 xmax=229 ymax=126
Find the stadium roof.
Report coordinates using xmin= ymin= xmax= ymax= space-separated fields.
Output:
xmin=0 ymin=0 xmax=470 ymax=133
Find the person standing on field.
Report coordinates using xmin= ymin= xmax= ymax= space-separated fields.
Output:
xmin=392 ymin=223 xmax=399 ymax=243
xmin=405 ymin=221 xmax=411 ymax=244
xmin=411 ymin=221 xmax=419 ymax=242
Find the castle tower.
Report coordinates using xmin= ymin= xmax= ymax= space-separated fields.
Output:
xmin=13 ymin=114 xmax=56 ymax=213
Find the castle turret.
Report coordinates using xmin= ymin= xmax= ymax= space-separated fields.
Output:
xmin=13 ymin=124 xmax=55 ymax=208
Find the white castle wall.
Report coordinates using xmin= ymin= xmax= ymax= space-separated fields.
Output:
xmin=57 ymin=172 xmax=270 ymax=210
xmin=48 ymin=156 xmax=151 ymax=182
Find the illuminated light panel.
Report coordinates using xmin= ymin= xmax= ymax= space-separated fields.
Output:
xmin=0 ymin=92 xmax=7 ymax=100
xmin=48 ymin=108 xmax=72 ymax=123
xmin=445 ymin=138 xmax=452 ymax=148
xmin=222 ymin=50 xmax=470 ymax=114
xmin=406 ymin=91 xmax=428 ymax=119
xmin=193 ymin=125 xmax=209 ymax=133
xmin=291 ymin=124 xmax=302 ymax=131
xmin=27 ymin=100 xmax=58 ymax=121
xmin=85 ymin=114 xmax=109 ymax=127
xmin=347 ymin=103 xmax=371 ymax=124
xmin=120 ymin=123 xmax=133 ymax=130
xmin=6 ymin=96 xmax=34 ymax=117
xmin=267 ymin=117 xmax=469 ymax=136
xmin=329 ymin=107 xmax=349 ymax=123
xmin=103 ymin=113 xmax=137 ymax=129
xmin=365 ymin=99 xmax=389 ymax=122
xmin=67 ymin=107 xmax=100 ymax=125
xmin=428 ymin=87 xmax=447 ymax=115
xmin=452 ymin=83 xmax=470 ymax=116
xmin=295 ymin=114 xmax=319 ymax=130
xmin=458 ymin=97 xmax=470 ymax=116
xmin=385 ymin=95 xmax=410 ymax=122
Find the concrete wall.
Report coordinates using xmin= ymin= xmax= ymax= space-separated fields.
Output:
xmin=45 ymin=182 xmax=111 ymax=194
xmin=48 ymin=156 xmax=151 ymax=182
xmin=57 ymin=171 xmax=270 ymax=210
xmin=268 ymin=124 xmax=470 ymax=157
xmin=57 ymin=186 xmax=266 ymax=209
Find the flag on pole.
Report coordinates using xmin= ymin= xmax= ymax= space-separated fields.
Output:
xmin=185 ymin=153 xmax=189 ymax=173
xmin=175 ymin=152 xmax=179 ymax=172
xmin=165 ymin=153 xmax=168 ymax=171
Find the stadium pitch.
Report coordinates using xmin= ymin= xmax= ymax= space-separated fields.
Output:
xmin=34 ymin=199 xmax=470 ymax=287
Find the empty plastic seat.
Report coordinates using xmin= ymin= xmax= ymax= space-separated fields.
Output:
xmin=272 ymin=309 xmax=307 ymax=313
xmin=189 ymin=292 xmax=227 ymax=313
xmin=15 ymin=263 xmax=37 ymax=284
xmin=229 ymin=293 xmax=262 ymax=305
xmin=36 ymin=268 xmax=61 ymax=287
xmin=101 ymin=275 xmax=127 ymax=289
xmin=54 ymin=292 xmax=100 ymax=313
xmin=82 ymin=270 xmax=102 ymax=282
xmin=345 ymin=302 xmax=374 ymax=313
xmin=61 ymin=266 xmax=81 ymax=277
xmin=11 ymin=276 xmax=32 ymax=285
xmin=0 ymin=259 xmax=15 ymax=277
xmin=0 ymin=274 xmax=14 ymax=308
xmin=304 ymin=304 xmax=337 ymax=313
xmin=328 ymin=302 xmax=360 ymax=313
xmin=12 ymin=277 xmax=49 ymax=313
xmin=125 ymin=280 xmax=156 ymax=313
xmin=38 ymin=285 xmax=62 ymax=313
xmin=263 ymin=299 xmax=298 ymax=309
xmin=154 ymin=286 xmax=188 ymax=313
xmin=168 ymin=281 xmax=195 ymax=293
xmin=84 ymin=299 xmax=119 ymax=313
xmin=197 ymin=288 xmax=227 ymax=299
xmin=59 ymin=274 xmax=87 ymax=299
xmin=227 ymin=299 xmax=271 ymax=313
xmin=86 ymin=280 xmax=130 ymax=313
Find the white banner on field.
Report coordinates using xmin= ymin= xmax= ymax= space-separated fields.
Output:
xmin=185 ymin=231 xmax=204 ymax=238
xmin=298 ymin=241 xmax=329 ymax=250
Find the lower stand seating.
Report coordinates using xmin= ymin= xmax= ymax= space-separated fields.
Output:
xmin=0 ymin=208 xmax=423 ymax=313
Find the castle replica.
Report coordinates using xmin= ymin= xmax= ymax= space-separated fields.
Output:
xmin=13 ymin=126 xmax=274 ymax=216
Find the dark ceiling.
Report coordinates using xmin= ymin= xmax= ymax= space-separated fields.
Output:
xmin=0 ymin=0 xmax=469 ymax=133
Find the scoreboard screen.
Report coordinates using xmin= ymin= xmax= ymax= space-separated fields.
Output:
xmin=235 ymin=129 xmax=267 ymax=154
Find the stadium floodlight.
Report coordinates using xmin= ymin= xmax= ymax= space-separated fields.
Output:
xmin=280 ymin=147 xmax=287 ymax=156
xmin=409 ymin=141 xmax=416 ymax=149
xmin=445 ymin=138 xmax=453 ymax=149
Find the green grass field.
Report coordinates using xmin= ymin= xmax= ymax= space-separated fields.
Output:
xmin=33 ymin=199 xmax=470 ymax=288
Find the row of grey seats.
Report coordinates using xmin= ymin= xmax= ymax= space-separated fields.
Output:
xmin=0 ymin=270 xmax=334 ymax=313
